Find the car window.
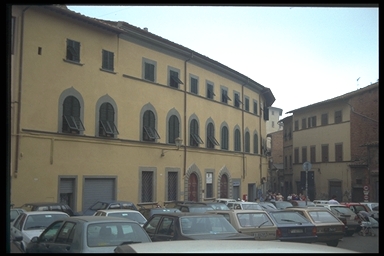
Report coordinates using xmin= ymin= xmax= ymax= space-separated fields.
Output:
xmin=50 ymin=205 xmax=62 ymax=211
xmin=108 ymin=212 xmax=147 ymax=224
xmin=308 ymin=211 xmax=340 ymax=223
xmin=330 ymin=206 xmax=355 ymax=215
xmin=242 ymin=203 xmax=262 ymax=210
xmin=13 ymin=213 xmax=26 ymax=231
xmin=39 ymin=221 xmax=64 ymax=242
xmin=237 ymin=212 xmax=274 ymax=227
xmin=24 ymin=213 xmax=68 ymax=230
xmin=181 ymin=216 xmax=237 ymax=234
xmin=36 ymin=206 xmax=50 ymax=211
xmin=55 ymin=221 xmax=76 ymax=243
xmin=145 ymin=216 xmax=162 ymax=235
xmin=90 ymin=202 xmax=109 ymax=211
xmin=270 ymin=212 xmax=310 ymax=224
xmin=157 ymin=217 xmax=174 ymax=235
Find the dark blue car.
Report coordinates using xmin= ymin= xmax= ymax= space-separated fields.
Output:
xmin=265 ymin=209 xmax=318 ymax=243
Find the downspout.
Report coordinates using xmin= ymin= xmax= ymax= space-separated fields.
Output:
xmin=183 ymin=53 xmax=193 ymax=175
xmin=14 ymin=6 xmax=30 ymax=178
xmin=258 ymin=94 xmax=263 ymax=191
xmin=241 ymin=79 xmax=248 ymax=179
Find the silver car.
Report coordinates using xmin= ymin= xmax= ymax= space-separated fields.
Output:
xmin=25 ymin=216 xmax=152 ymax=253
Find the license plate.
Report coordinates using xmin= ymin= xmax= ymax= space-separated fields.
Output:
xmin=254 ymin=232 xmax=267 ymax=238
xmin=329 ymin=228 xmax=336 ymax=232
xmin=290 ymin=229 xmax=303 ymax=233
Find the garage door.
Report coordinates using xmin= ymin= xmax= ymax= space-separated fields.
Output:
xmin=83 ymin=178 xmax=115 ymax=212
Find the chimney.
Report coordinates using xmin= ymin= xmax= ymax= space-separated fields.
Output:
xmin=143 ymin=27 xmax=148 ymax=32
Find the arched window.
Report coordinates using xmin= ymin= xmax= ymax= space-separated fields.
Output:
xmin=143 ymin=110 xmax=160 ymax=141
xmin=99 ymin=102 xmax=118 ymax=137
xmin=245 ymin=131 xmax=250 ymax=153
xmin=62 ymin=96 xmax=84 ymax=134
xmin=168 ymin=115 xmax=180 ymax=144
xmin=207 ymin=123 xmax=219 ymax=149
xmin=234 ymin=129 xmax=241 ymax=151
xmin=254 ymin=133 xmax=259 ymax=154
xmin=221 ymin=126 xmax=229 ymax=150
xmin=190 ymin=119 xmax=203 ymax=146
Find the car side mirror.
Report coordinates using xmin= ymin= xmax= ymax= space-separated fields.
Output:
xmin=30 ymin=236 xmax=39 ymax=243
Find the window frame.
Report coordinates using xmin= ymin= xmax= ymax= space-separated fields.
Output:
xmin=190 ymin=119 xmax=204 ymax=146
xmin=142 ymin=58 xmax=157 ymax=82
xmin=334 ymin=110 xmax=342 ymax=124
xmin=206 ymin=81 xmax=215 ymax=100
xmin=66 ymin=39 xmax=80 ymax=63
xmin=169 ymin=67 xmax=183 ymax=88
xmin=253 ymin=100 xmax=258 ymax=115
xmin=207 ymin=123 xmax=220 ymax=149
xmin=234 ymin=129 xmax=241 ymax=152
xmin=321 ymin=144 xmax=329 ymax=162
xmin=101 ymin=49 xmax=114 ymax=71
xmin=234 ymin=92 xmax=242 ymax=108
xmin=244 ymin=97 xmax=249 ymax=111
xmin=190 ymin=75 xmax=199 ymax=94
xmin=99 ymin=102 xmax=119 ymax=137
xmin=321 ymin=113 xmax=328 ymax=126
xmin=335 ymin=143 xmax=343 ymax=162
xmin=143 ymin=110 xmax=160 ymax=142
xmin=221 ymin=87 xmax=231 ymax=104
xmin=221 ymin=126 xmax=229 ymax=150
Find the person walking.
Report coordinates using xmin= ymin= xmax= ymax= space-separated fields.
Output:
xmin=328 ymin=195 xmax=339 ymax=204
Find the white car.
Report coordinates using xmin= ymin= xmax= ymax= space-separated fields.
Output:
xmin=114 ymin=239 xmax=358 ymax=253
xmin=93 ymin=209 xmax=147 ymax=227
xmin=10 ymin=210 xmax=69 ymax=252
xmin=215 ymin=198 xmax=237 ymax=205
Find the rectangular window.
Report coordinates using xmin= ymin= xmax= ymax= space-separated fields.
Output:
xmin=66 ymin=39 xmax=80 ymax=62
xmin=294 ymin=120 xmax=299 ymax=131
xmin=102 ymin=49 xmax=114 ymax=71
xmin=335 ymin=110 xmax=342 ymax=123
xmin=141 ymin=171 xmax=153 ymax=202
xmin=271 ymin=121 xmax=275 ymax=128
xmin=245 ymin=97 xmax=249 ymax=111
xmin=206 ymin=172 xmax=213 ymax=198
xmin=167 ymin=172 xmax=178 ymax=201
xmin=310 ymin=146 xmax=316 ymax=163
xmin=253 ymin=100 xmax=258 ymax=115
xmin=284 ymin=156 xmax=288 ymax=169
xmin=234 ymin=93 xmax=242 ymax=108
xmin=335 ymin=144 xmax=343 ymax=162
xmin=308 ymin=116 xmax=316 ymax=128
xmin=321 ymin=113 xmax=328 ymax=126
xmin=294 ymin=148 xmax=299 ymax=164
xmin=321 ymin=145 xmax=329 ymax=162
xmin=190 ymin=76 xmax=198 ymax=94
xmin=169 ymin=69 xmax=183 ymax=88
xmin=302 ymin=147 xmax=307 ymax=163
xmin=221 ymin=88 xmax=231 ymax=103
xmin=143 ymin=59 xmax=156 ymax=82
xmin=206 ymin=82 xmax=215 ymax=99
xmin=289 ymin=155 xmax=292 ymax=168
xmin=301 ymin=118 xmax=307 ymax=129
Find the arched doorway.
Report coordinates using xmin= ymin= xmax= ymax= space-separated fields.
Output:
xmin=188 ymin=173 xmax=198 ymax=202
xmin=220 ymin=174 xmax=228 ymax=198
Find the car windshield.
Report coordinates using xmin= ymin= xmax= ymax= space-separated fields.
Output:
xmin=108 ymin=212 xmax=147 ymax=224
xmin=270 ymin=212 xmax=310 ymax=224
xmin=180 ymin=215 xmax=238 ymax=234
xmin=242 ymin=203 xmax=263 ymax=210
xmin=24 ymin=213 xmax=67 ymax=230
xmin=90 ymin=202 xmax=109 ymax=211
xmin=187 ymin=206 xmax=214 ymax=213
xmin=308 ymin=211 xmax=340 ymax=223
xmin=274 ymin=201 xmax=293 ymax=209
xmin=87 ymin=222 xmax=150 ymax=247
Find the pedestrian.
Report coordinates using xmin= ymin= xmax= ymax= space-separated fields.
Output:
xmin=328 ymin=195 xmax=339 ymax=204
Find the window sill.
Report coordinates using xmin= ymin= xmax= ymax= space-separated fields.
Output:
xmin=63 ymin=59 xmax=84 ymax=66
xmin=100 ymin=68 xmax=117 ymax=74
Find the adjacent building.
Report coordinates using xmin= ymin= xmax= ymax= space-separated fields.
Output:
xmin=10 ymin=5 xmax=275 ymax=212
xmin=281 ymin=82 xmax=379 ymax=202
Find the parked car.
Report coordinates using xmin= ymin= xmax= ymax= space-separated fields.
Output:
xmin=258 ymin=202 xmax=278 ymax=210
xmin=20 ymin=202 xmax=78 ymax=216
xmin=283 ymin=207 xmax=345 ymax=246
xmin=270 ymin=200 xmax=294 ymax=210
xmin=114 ymin=239 xmax=358 ymax=253
xmin=140 ymin=207 xmax=181 ymax=220
xmin=207 ymin=209 xmax=277 ymax=240
xmin=197 ymin=202 xmax=230 ymax=210
xmin=314 ymin=204 xmax=361 ymax=236
xmin=226 ymin=201 xmax=263 ymax=210
xmin=93 ymin=209 xmax=147 ymax=227
xmin=163 ymin=200 xmax=196 ymax=208
xmin=359 ymin=202 xmax=379 ymax=222
xmin=265 ymin=209 xmax=318 ymax=243
xmin=10 ymin=211 xmax=69 ymax=252
xmin=288 ymin=200 xmax=316 ymax=207
xmin=215 ymin=198 xmax=237 ymax=205
xmin=313 ymin=200 xmax=334 ymax=204
xmin=143 ymin=212 xmax=255 ymax=242
xmin=82 ymin=200 xmax=138 ymax=216
xmin=25 ymin=216 xmax=152 ymax=253
xmin=177 ymin=203 xmax=215 ymax=213
xmin=10 ymin=208 xmax=26 ymax=222
xmin=340 ymin=202 xmax=370 ymax=215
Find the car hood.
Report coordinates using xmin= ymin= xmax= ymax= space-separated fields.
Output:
xmin=24 ymin=230 xmax=44 ymax=242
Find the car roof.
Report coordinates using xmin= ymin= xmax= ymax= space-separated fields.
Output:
xmin=21 ymin=202 xmax=68 ymax=206
xmin=21 ymin=210 xmax=69 ymax=216
xmin=208 ymin=209 xmax=267 ymax=214
xmin=93 ymin=200 xmax=135 ymax=204
xmin=66 ymin=215 xmax=139 ymax=222
xmin=95 ymin=209 xmax=139 ymax=213
xmin=150 ymin=212 xmax=220 ymax=218
xmin=114 ymin=240 xmax=358 ymax=253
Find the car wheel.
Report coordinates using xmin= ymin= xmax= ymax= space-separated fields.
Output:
xmin=326 ymin=240 xmax=339 ymax=247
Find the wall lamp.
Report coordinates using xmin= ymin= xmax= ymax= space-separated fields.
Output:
xmin=161 ymin=137 xmax=183 ymax=157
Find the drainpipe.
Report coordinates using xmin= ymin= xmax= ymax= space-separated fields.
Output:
xmin=14 ymin=6 xmax=30 ymax=178
xmin=183 ymin=53 xmax=193 ymax=176
xmin=241 ymin=79 xmax=248 ymax=179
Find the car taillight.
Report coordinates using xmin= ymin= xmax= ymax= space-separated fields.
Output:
xmin=312 ymin=227 xmax=317 ymax=236
xmin=276 ymin=228 xmax=282 ymax=238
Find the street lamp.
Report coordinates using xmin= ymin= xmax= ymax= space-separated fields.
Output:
xmin=161 ymin=137 xmax=183 ymax=157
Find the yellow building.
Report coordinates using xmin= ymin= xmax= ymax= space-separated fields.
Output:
xmin=9 ymin=5 xmax=275 ymax=212
xmin=284 ymin=82 xmax=379 ymax=202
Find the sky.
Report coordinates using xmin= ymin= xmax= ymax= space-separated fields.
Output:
xmin=66 ymin=5 xmax=378 ymax=119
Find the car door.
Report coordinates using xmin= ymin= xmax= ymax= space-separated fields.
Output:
xmin=143 ymin=215 xmax=162 ymax=241
xmin=10 ymin=213 xmax=26 ymax=248
xmin=26 ymin=220 xmax=65 ymax=253
xmin=151 ymin=217 xmax=175 ymax=241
